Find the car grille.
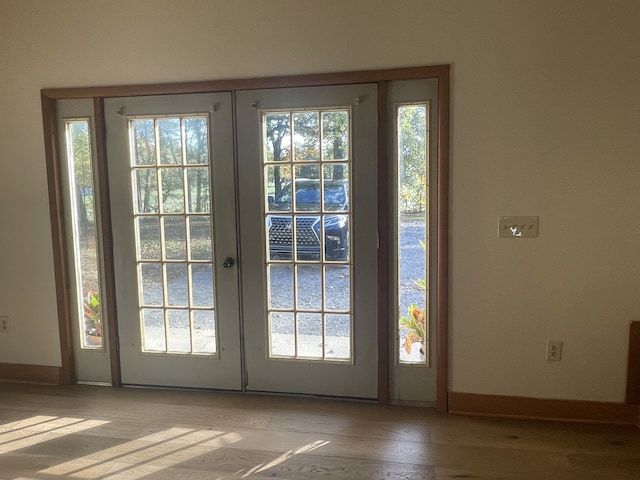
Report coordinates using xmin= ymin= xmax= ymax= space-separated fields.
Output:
xmin=270 ymin=216 xmax=320 ymax=247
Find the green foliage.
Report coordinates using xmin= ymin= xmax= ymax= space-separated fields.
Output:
xmin=132 ymin=117 xmax=210 ymax=214
xmin=398 ymin=105 xmax=427 ymax=213
xmin=83 ymin=290 xmax=102 ymax=336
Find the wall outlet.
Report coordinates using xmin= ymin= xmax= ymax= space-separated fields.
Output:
xmin=0 ymin=316 xmax=9 ymax=333
xmin=546 ymin=340 xmax=562 ymax=361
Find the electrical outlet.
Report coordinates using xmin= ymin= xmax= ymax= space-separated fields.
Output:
xmin=546 ymin=340 xmax=562 ymax=361
xmin=0 ymin=316 xmax=9 ymax=333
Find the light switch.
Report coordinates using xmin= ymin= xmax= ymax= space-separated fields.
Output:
xmin=498 ymin=216 xmax=539 ymax=238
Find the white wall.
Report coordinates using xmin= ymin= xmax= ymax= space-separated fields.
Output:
xmin=1 ymin=0 xmax=639 ymax=402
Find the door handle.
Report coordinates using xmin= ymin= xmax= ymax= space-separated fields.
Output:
xmin=223 ymin=257 xmax=235 ymax=268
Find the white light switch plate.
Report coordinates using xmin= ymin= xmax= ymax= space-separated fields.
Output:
xmin=498 ymin=216 xmax=539 ymax=238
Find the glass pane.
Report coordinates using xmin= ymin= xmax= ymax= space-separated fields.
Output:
xmin=295 ymin=215 xmax=322 ymax=262
xmin=323 ymin=163 xmax=349 ymax=182
xmin=193 ymin=310 xmax=216 ymax=354
xmin=270 ymin=312 xmax=295 ymax=357
xmin=65 ymin=120 xmax=105 ymax=350
xmin=296 ymin=265 xmax=321 ymax=310
xmin=268 ymin=264 xmax=293 ymax=309
xmin=323 ymin=180 xmax=347 ymax=213
xmin=167 ymin=309 xmax=190 ymax=353
xmin=292 ymin=176 xmax=321 ymax=212
xmin=186 ymin=168 xmax=210 ymax=213
xmin=188 ymin=216 xmax=212 ymax=261
xmin=263 ymin=113 xmax=291 ymax=162
xmin=263 ymin=108 xmax=353 ymax=361
xmin=166 ymin=263 xmax=188 ymax=307
xmin=142 ymin=309 xmax=165 ymax=352
xmin=322 ymin=110 xmax=349 ymax=160
xmin=130 ymin=114 xmax=217 ymax=356
xmin=163 ymin=217 xmax=186 ymax=260
xmin=158 ymin=118 xmax=182 ymax=165
xmin=397 ymin=104 xmax=428 ymax=365
xmin=265 ymin=164 xmax=292 ymax=210
xmin=293 ymin=111 xmax=320 ymax=161
xmin=266 ymin=214 xmax=292 ymax=260
xmin=137 ymin=217 xmax=160 ymax=260
xmin=140 ymin=263 xmax=163 ymax=306
xmin=297 ymin=313 xmax=322 ymax=358
xmin=160 ymin=168 xmax=184 ymax=214
xmin=324 ymin=265 xmax=350 ymax=311
xmin=325 ymin=313 xmax=350 ymax=359
xmin=185 ymin=117 xmax=209 ymax=165
xmin=132 ymin=119 xmax=156 ymax=166
xmin=134 ymin=169 xmax=158 ymax=214
xmin=191 ymin=264 xmax=213 ymax=307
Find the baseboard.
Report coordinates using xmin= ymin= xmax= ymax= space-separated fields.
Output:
xmin=0 ymin=363 xmax=61 ymax=385
xmin=449 ymin=392 xmax=640 ymax=427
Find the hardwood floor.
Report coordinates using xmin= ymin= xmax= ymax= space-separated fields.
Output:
xmin=0 ymin=384 xmax=638 ymax=479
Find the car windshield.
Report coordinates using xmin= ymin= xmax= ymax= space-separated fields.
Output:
xmin=275 ymin=182 xmax=345 ymax=207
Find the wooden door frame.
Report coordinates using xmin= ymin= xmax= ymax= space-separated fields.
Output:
xmin=41 ymin=65 xmax=451 ymax=412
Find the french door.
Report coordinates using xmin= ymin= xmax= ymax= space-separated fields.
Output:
xmin=104 ymin=85 xmax=378 ymax=397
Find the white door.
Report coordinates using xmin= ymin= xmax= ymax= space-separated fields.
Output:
xmin=236 ymin=85 xmax=379 ymax=398
xmin=105 ymin=93 xmax=242 ymax=389
xmin=105 ymin=85 xmax=378 ymax=397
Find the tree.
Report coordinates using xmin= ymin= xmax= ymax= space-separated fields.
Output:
xmin=265 ymin=114 xmax=291 ymax=197
xmin=69 ymin=121 xmax=93 ymax=231
xmin=398 ymin=105 xmax=427 ymax=213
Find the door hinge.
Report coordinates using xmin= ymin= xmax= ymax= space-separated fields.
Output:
xmin=115 ymin=335 xmax=120 ymax=352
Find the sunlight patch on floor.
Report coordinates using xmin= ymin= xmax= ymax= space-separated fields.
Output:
xmin=0 ymin=416 xmax=110 ymax=454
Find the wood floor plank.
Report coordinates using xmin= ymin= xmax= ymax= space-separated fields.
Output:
xmin=1 ymin=384 xmax=638 ymax=480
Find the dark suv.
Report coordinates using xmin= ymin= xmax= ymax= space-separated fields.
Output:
xmin=267 ymin=178 xmax=349 ymax=260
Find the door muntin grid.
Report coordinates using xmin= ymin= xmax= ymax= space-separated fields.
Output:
xmin=129 ymin=115 xmax=217 ymax=355
xmin=262 ymin=108 xmax=353 ymax=362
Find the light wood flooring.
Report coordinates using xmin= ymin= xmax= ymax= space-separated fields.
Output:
xmin=0 ymin=384 xmax=639 ymax=479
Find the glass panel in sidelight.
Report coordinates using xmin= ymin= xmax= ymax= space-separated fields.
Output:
xmin=397 ymin=104 xmax=429 ymax=365
xmin=65 ymin=119 xmax=105 ymax=349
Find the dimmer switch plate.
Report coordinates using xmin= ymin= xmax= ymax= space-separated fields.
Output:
xmin=498 ymin=216 xmax=539 ymax=238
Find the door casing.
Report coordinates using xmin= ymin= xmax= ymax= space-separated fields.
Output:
xmin=41 ymin=65 xmax=450 ymax=411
